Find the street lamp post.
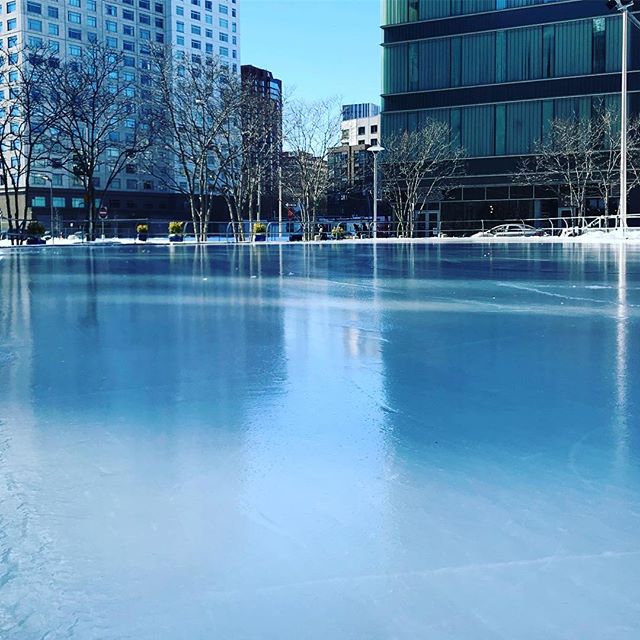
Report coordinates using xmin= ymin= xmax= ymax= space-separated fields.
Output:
xmin=607 ymin=0 xmax=640 ymax=230
xmin=34 ymin=174 xmax=54 ymax=244
xmin=368 ymin=144 xmax=384 ymax=239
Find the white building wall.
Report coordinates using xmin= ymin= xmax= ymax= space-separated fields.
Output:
xmin=340 ymin=115 xmax=381 ymax=147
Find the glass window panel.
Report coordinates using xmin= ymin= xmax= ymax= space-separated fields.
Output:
xmin=555 ymin=20 xmax=592 ymax=77
xmin=462 ymin=105 xmax=495 ymax=156
xmin=461 ymin=32 xmax=495 ymax=85
xmin=506 ymin=101 xmax=542 ymax=154
xmin=507 ymin=26 xmax=542 ymax=81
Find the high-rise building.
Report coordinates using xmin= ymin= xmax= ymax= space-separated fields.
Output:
xmin=17 ymin=0 xmax=241 ymax=232
xmin=381 ymin=0 xmax=638 ymax=226
xmin=342 ymin=103 xmax=380 ymax=121
xmin=241 ymin=65 xmax=283 ymax=219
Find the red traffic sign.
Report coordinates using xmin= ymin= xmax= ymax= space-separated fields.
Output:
xmin=98 ymin=207 xmax=108 ymax=219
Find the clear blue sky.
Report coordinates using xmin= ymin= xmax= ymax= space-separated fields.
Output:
xmin=241 ymin=0 xmax=382 ymax=105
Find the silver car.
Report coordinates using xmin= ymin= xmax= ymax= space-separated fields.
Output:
xmin=473 ymin=223 xmax=541 ymax=238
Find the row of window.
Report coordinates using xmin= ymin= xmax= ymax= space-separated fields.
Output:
xmin=383 ymin=93 xmax=622 ymax=157
xmin=383 ymin=16 xmax=621 ymax=94
xmin=383 ymin=0 xmax=563 ymax=26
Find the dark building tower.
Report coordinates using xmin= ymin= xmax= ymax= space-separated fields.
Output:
xmin=381 ymin=0 xmax=640 ymax=228
xmin=241 ymin=65 xmax=283 ymax=220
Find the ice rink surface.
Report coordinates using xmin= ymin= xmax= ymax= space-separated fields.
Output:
xmin=0 ymin=242 xmax=639 ymax=639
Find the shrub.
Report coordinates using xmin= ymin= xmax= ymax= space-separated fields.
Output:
xmin=331 ymin=225 xmax=345 ymax=239
xmin=26 ymin=220 xmax=46 ymax=236
xmin=168 ymin=221 xmax=184 ymax=235
xmin=136 ymin=224 xmax=149 ymax=234
xmin=253 ymin=222 xmax=267 ymax=235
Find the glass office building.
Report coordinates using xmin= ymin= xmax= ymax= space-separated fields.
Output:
xmin=381 ymin=0 xmax=640 ymax=222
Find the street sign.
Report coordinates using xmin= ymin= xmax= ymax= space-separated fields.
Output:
xmin=98 ymin=207 xmax=108 ymax=220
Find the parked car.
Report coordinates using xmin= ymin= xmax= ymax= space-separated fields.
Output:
xmin=472 ymin=223 xmax=543 ymax=238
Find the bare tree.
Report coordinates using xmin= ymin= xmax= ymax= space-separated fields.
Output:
xmin=282 ymin=97 xmax=341 ymax=240
xmin=0 ymin=45 xmax=58 ymax=244
xmin=381 ymin=121 xmax=465 ymax=237
xmin=215 ymin=84 xmax=282 ymax=239
xmin=146 ymin=48 xmax=242 ymax=242
xmin=516 ymin=117 xmax=600 ymax=224
xmin=39 ymin=44 xmax=155 ymax=240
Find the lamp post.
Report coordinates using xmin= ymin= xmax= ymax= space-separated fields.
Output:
xmin=34 ymin=173 xmax=54 ymax=244
xmin=368 ymin=144 xmax=384 ymax=239
xmin=606 ymin=0 xmax=640 ymax=230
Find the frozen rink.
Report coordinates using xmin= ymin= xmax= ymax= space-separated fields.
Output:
xmin=0 ymin=242 xmax=639 ymax=639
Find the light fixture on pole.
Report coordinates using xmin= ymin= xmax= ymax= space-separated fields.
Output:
xmin=606 ymin=0 xmax=639 ymax=231
xmin=34 ymin=174 xmax=54 ymax=244
xmin=367 ymin=144 xmax=384 ymax=239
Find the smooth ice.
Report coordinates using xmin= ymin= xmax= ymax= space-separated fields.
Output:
xmin=0 ymin=242 xmax=639 ymax=639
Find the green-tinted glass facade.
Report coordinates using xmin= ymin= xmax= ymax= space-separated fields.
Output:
xmin=383 ymin=16 xmax=621 ymax=96
xmin=383 ymin=0 xmax=562 ymax=26
xmin=384 ymin=94 xmax=621 ymax=157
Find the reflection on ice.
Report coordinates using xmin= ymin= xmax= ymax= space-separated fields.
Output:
xmin=0 ymin=243 xmax=639 ymax=639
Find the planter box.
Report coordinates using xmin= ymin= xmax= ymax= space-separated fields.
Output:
xmin=137 ymin=233 xmax=148 ymax=242
xmin=253 ymin=234 xmax=266 ymax=242
xmin=169 ymin=234 xmax=184 ymax=242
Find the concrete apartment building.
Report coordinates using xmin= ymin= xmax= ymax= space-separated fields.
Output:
xmin=12 ymin=0 xmax=240 ymax=233
xmin=328 ymin=104 xmax=382 ymax=218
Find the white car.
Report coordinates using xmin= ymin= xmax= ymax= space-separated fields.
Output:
xmin=472 ymin=223 xmax=542 ymax=238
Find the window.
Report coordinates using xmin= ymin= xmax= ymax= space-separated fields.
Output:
xmin=123 ymin=40 xmax=134 ymax=51
xmin=47 ymin=6 xmax=58 ymax=17
xmin=32 ymin=196 xmax=46 ymax=207
xmin=357 ymin=126 xmax=365 ymax=135
xmin=176 ymin=5 xmax=183 ymax=15
xmin=219 ymin=46 xmax=228 ymax=56
xmin=139 ymin=0 xmax=150 ymax=8
xmin=191 ymin=10 xmax=200 ymax=19
xmin=27 ymin=18 xmax=42 ymax=31
xmin=48 ymin=23 xmax=58 ymax=35
xmin=154 ymin=2 xmax=163 ymax=12
xmin=126 ymin=179 xmax=137 ymax=189
xmin=371 ymin=125 xmax=378 ymax=134
xmin=87 ymin=15 xmax=96 ymax=27
xmin=87 ymin=0 xmax=96 ymax=9
xmin=123 ymin=25 xmax=134 ymax=36
xmin=105 ymin=4 xmax=117 ymax=15
xmin=53 ymin=196 xmax=66 ymax=207
xmin=219 ymin=18 xmax=227 ymax=28
xmin=176 ymin=35 xmax=184 ymax=45
xmin=68 ymin=0 xmax=80 ymax=6
xmin=123 ymin=55 xmax=135 ymax=66
xmin=106 ymin=36 xmax=117 ymax=47
xmin=72 ymin=198 xmax=85 ymax=208
xmin=68 ymin=11 xmax=81 ymax=23
xmin=68 ymin=44 xmax=81 ymax=55
xmin=155 ymin=32 xmax=163 ymax=42
xmin=6 ymin=1 xmax=15 ymax=12
xmin=87 ymin=32 xmax=97 ymax=43
xmin=155 ymin=17 xmax=163 ymax=27
xmin=27 ymin=1 xmax=42 ymax=13
xmin=176 ymin=21 xmax=184 ymax=32
xmin=139 ymin=13 xmax=150 ymax=24
xmin=191 ymin=24 xmax=200 ymax=34
xmin=219 ymin=4 xmax=228 ymax=14
xmin=68 ymin=28 xmax=82 ymax=40
xmin=105 ymin=20 xmax=117 ymax=32
xmin=140 ymin=28 xmax=150 ymax=39
xmin=219 ymin=32 xmax=228 ymax=42
xmin=191 ymin=39 xmax=201 ymax=49
xmin=123 ymin=9 xmax=134 ymax=20
xmin=7 ymin=18 xmax=16 ymax=30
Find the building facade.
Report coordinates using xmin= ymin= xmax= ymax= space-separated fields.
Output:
xmin=241 ymin=64 xmax=283 ymax=220
xmin=381 ymin=0 xmax=640 ymax=226
xmin=9 ymin=0 xmax=240 ymax=234
xmin=342 ymin=103 xmax=380 ymax=121
xmin=329 ymin=106 xmax=381 ymax=217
